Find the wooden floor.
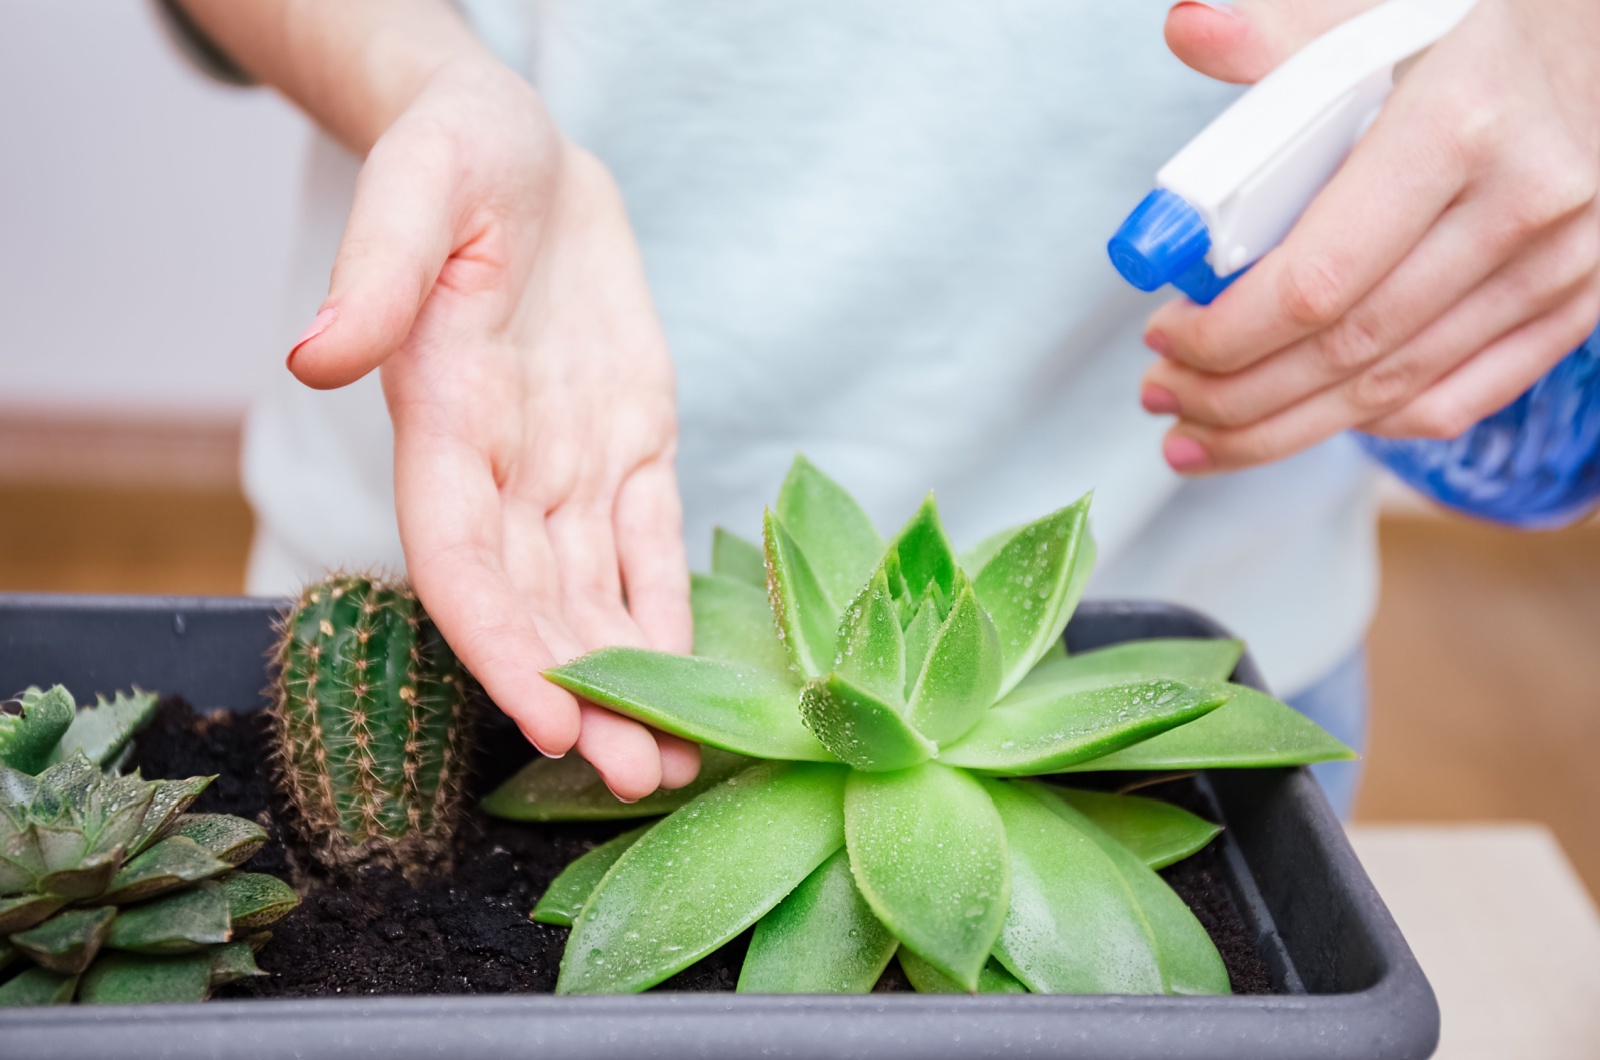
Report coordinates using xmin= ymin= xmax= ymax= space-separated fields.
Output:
xmin=0 ymin=484 xmax=1594 ymax=897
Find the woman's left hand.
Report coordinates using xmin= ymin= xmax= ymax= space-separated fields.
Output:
xmin=1141 ymin=0 xmax=1600 ymax=474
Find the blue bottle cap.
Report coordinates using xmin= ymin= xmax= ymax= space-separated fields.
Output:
xmin=1107 ymin=189 xmax=1212 ymax=293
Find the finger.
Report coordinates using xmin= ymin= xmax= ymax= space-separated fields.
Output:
xmin=1147 ymin=83 xmax=1466 ymax=374
xmin=546 ymin=499 xmax=649 ymax=651
xmin=288 ymin=120 xmax=459 ymax=389
xmin=495 ymin=493 xmax=590 ymax=662
xmin=1145 ymin=201 xmax=1584 ymax=429
xmin=575 ymin=702 xmax=664 ymax=802
xmin=615 ymin=456 xmax=693 ymax=655
xmin=656 ymin=732 xmax=703 ymax=791
xmin=393 ymin=422 xmax=581 ymax=757
xmin=1165 ymin=0 xmax=1377 ymax=86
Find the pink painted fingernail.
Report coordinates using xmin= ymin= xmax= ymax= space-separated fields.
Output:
xmin=286 ymin=306 xmax=337 ymax=369
xmin=1172 ymin=1 xmax=1238 ymax=16
xmin=1141 ymin=384 xmax=1181 ymax=415
xmin=1164 ymin=435 xmax=1211 ymax=473
xmin=1144 ymin=329 xmax=1173 ymax=358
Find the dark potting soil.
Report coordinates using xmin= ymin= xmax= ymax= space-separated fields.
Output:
xmin=130 ymin=699 xmax=1274 ymax=999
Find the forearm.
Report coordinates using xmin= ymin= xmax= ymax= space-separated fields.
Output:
xmin=171 ymin=0 xmax=491 ymax=153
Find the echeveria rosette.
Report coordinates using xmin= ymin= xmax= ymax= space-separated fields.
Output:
xmin=491 ymin=455 xmax=1354 ymax=995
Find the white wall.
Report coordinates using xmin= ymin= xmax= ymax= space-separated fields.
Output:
xmin=0 ymin=0 xmax=311 ymax=420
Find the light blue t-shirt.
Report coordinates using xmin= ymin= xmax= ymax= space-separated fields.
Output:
xmin=242 ymin=0 xmax=1378 ymax=696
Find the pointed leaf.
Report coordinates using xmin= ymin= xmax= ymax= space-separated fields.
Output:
xmin=1028 ymin=784 xmax=1229 ymax=994
xmin=1020 ymin=637 xmax=1244 ymax=691
xmin=532 ymin=824 xmax=653 ymax=927
xmin=129 ymin=776 xmax=212 ymax=856
xmin=0 ymin=893 xmax=65 ymax=934
xmin=844 ymin=763 xmax=1009 ymax=990
xmin=166 ymin=814 xmax=268 ymax=867
xmin=983 ymin=779 xmax=1165 ymax=994
xmin=546 ymin=649 xmax=828 ymax=762
xmin=1064 ymin=683 xmax=1357 ymax=772
xmin=219 ymin=872 xmax=299 ymax=930
xmin=738 ymin=848 xmax=898 ymax=994
xmin=11 ymin=905 xmax=115 ymax=974
xmin=0 ymin=686 xmax=74 ymax=774
xmin=558 ymin=762 xmax=848 ymax=994
xmin=690 ymin=573 xmax=789 ymax=672
xmin=0 ymin=966 xmax=78 ymax=1006
xmin=711 ymin=527 xmax=768 ymax=589
xmin=763 ymin=509 xmax=839 ymax=677
xmin=799 ymin=675 xmax=935 ymax=772
xmin=482 ymin=746 xmax=754 ymax=822
xmin=942 ymin=679 xmax=1230 ymax=775
xmin=833 ymin=566 xmax=906 ymax=705
xmin=46 ymin=689 xmax=160 ymax=770
xmin=905 ymin=575 xmax=1003 ymax=744
xmin=77 ymin=952 xmax=211 ymax=1005
xmin=899 ymin=950 xmax=1026 ymax=994
xmin=959 ymin=524 xmax=1025 ymax=580
xmin=207 ymin=940 xmax=265 ymax=986
xmin=971 ymin=496 xmax=1091 ymax=699
xmin=38 ymin=851 xmax=122 ymax=901
xmin=105 ymin=880 xmax=232 ymax=954
xmin=900 ymin=588 xmax=944 ymax=694
xmin=1045 ymin=786 xmax=1220 ymax=870
xmin=889 ymin=494 xmax=958 ymax=604
xmin=103 ymin=836 xmax=231 ymax=905
xmin=775 ymin=455 xmax=884 ymax=609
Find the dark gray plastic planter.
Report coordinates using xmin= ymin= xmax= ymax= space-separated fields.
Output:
xmin=0 ymin=593 xmax=1439 ymax=1060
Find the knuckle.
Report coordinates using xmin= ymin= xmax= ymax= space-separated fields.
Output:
xmin=1317 ymin=313 xmax=1386 ymax=373
xmin=1349 ymin=359 xmax=1419 ymax=415
xmin=1404 ymin=398 xmax=1474 ymax=441
xmin=1279 ymin=255 xmax=1349 ymax=330
xmin=1182 ymin=315 xmax=1237 ymax=370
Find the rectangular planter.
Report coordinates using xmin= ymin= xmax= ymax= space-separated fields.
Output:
xmin=0 ymin=593 xmax=1439 ymax=1059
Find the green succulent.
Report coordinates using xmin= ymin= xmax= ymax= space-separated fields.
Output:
xmin=485 ymin=456 xmax=1352 ymax=995
xmin=0 ymin=686 xmax=159 ymax=776
xmin=0 ymin=754 xmax=298 ymax=1006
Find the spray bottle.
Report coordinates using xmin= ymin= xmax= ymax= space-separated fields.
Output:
xmin=1107 ymin=0 xmax=1600 ymax=529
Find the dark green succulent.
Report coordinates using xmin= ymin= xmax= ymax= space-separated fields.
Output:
xmin=0 ymin=686 xmax=158 ymax=776
xmin=0 ymin=754 xmax=298 ymax=1006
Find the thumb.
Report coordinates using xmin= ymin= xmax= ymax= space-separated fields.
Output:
xmin=1164 ymin=0 xmax=1381 ymax=85
xmin=286 ymin=129 xmax=459 ymax=390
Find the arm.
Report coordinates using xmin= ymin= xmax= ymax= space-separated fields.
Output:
xmin=173 ymin=0 xmax=702 ymax=799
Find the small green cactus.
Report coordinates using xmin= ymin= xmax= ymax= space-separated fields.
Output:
xmin=270 ymin=574 xmax=475 ymax=877
xmin=0 ymin=686 xmax=158 ymax=777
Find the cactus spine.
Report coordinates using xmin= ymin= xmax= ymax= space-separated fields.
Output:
xmin=270 ymin=574 xmax=474 ymax=877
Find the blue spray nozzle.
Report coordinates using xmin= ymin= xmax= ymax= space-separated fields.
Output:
xmin=1107 ymin=190 xmax=1239 ymax=306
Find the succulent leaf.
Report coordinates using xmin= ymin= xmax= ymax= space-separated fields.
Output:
xmin=545 ymin=648 xmax=830 ymax=762
xmin=898 ymin=950 xmax=1026 ymax=994
xmin=166 ymin=814 xmax=269 ymax=867
xmin=941 ymin=679 xmax=1230 ymax=775
xmin=832 ymin=566 xmax=906 ymax=705
xmin=799 ymin=675 xmax=936 ymax=772
xmin=0 ymin=966 xmax=78 ymax=1006
xmin=77 ymin=952 xmax=211 ymax=1005
xmin=689 ymin=573 xmax=790 ymax=673
xmin=983 ymin=779 xmax=1166 ymax=994
xmin=711 ymin=528 xmax=768 ymax=588
xmin=10 ymin=905 xmax=115 ymax=974
xmin=482 ymin=747 xmax=754 ymax=822
xmin=531 ymin=824 xmax=653 ymax=927
xmin=888 ymin=495 xmax=959 ymax=606
xmin=1063 ymin=683 xmax=1358 ymax=772
xmin=1027 ymin=785 xmax=1229 ymax=994
xmin=970 ymin=496 xmax=1091 ymax=699
xmin=206 ymin=940 xmax=265 ymax=985
xmin=558 ymin=762 xmax=848 ymax=995
xmin=899 ymin=588 xmax=944 ymax=695
xmin=105 ymin=880 xmax=232 ymax=954
xmin=0 ymin=893 xmax=65 ymax=934
xmin=128 ymin=776 xmax=213 ymax=857
xmin=45 ymin=689 xmax=160 ymax=771
xmin=738 ymin=848 xmax=898 ymax=994
xmin=762 ymin=509 xmax=839 ymax=677
xmin=904 ymin=574 xmax=1003 ymax=745
xmin=775 ymin=455 xmax=885 ymax=610
xmin=38 ymin=851 xmax=122 ymax=901
xmin=1020 ymin=637 xmax=1244 ymax=691
xmin=843 ymin=763 xmax=1009 ymax=991
xmin=0 ymin=687 xmax=75 ymax=775
xmin=218 ymin=872 xmax=300 ymax=930
xmin=103 ymin=836 xmax=231 ymax=905
xmin=1041 ymin=786 xmax=1221 ymax=870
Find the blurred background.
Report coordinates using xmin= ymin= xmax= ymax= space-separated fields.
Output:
xmin=2 ymin=1 xmax=1595 ymax=913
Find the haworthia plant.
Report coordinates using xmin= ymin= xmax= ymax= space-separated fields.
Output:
xmin=0 ymin=754 xmax=297 ymax=1007
xmin=484 ymin=455 xmax=1354 ymax=994
xmin=0 ymin=686 xmax=159 ymax=777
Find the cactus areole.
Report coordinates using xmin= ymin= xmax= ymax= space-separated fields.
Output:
xmin=271 ymin=575 xmax=475 ymax=878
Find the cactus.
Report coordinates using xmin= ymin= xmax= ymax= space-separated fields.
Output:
xmin=0 ymin=686 xmax=158 ymax=777
xmin=270 ymin=574 xmax=475 ymax=878
xmin=0 ymin=754 xmax=297 ymax=1006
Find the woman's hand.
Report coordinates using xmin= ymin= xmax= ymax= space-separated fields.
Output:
xmin=1141 ymin=0 xmax=1600 ymax=473
xmin=175 ymin=0 xmax=700 ymax=799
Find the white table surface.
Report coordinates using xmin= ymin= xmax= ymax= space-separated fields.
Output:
xmin=1348 ymin=823 xmax=1600 ymax=1060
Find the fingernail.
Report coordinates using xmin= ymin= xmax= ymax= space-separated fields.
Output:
xmin=1141 ymin=384 xmax=1181 ymax=415
xmin=614 ymin=794 xmax=640 ymax=805
xmin=1172 ymin=1 xmax=1238 ymax=15
xmin=286 ymin=306 xmax=337 ymax=369
xmin=531 ymin=740 xmax=566 ymax=760
xmin=1144 ymin=329 xmax=1173 ymax=358
xmin=1164 ymin=435 xmax=1212 ymax=473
